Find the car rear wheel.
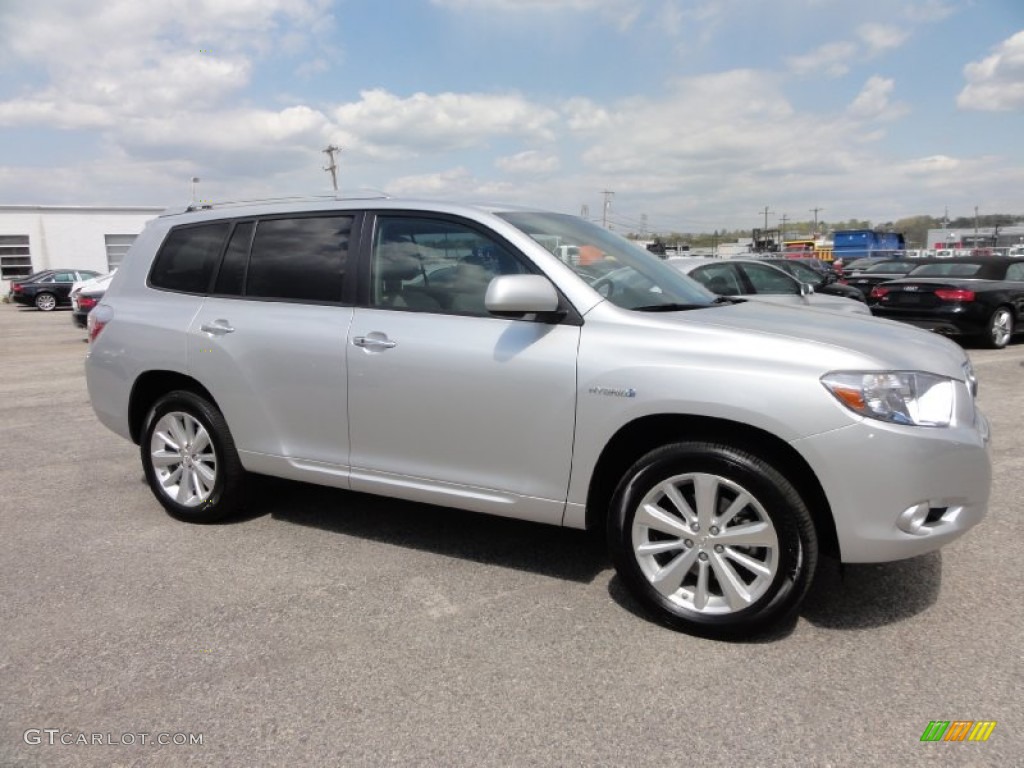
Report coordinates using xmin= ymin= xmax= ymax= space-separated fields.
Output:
xmin=141 ymin=390 xmax=244 ymax=523
xmin=34 ymin=292 xmax=57 ymax=311
xmin=608 ymin=441 xmax=817 ymax=639
xmin=984 ymin=307 xmax=1014 ymax=349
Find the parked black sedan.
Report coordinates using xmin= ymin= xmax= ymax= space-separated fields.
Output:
xmin=9 ymin=269 xmax=100 ymax=311
xmin=842 ymin=259 xmax=925 ymax=297
xmin=759 ymin=258 xmax=866 ymax=301
xmin=867 ymin=257 xmax=1024 ymax=349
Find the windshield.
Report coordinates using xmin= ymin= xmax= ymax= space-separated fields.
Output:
xmin=497 ymin=211 xmax=716 ymax=310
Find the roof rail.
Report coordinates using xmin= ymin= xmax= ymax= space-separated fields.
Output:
xmin=159 ymin=190 xmax=391 ymax=217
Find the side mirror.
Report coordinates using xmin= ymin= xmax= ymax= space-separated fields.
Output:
xmin=799 ymin=282 xmax=815 ymax=297
xmin=485 ymin=274 xmax=560 ymax=316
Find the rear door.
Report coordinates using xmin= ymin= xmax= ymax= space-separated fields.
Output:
xmin=188 ymin=213 xmax=357 ymax=472
xmin=346 ymin=212 xmax=580 ymax=524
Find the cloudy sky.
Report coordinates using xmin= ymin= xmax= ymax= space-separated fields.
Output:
xmin=1 ymin=0 xmax=1022 ymax=233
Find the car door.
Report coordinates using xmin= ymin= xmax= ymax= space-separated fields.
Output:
xmin=52 ymin=271 xmax=77 ymax=301
xmin=346 ymin=213 xmax=580 ymax=524
xmin=188 ymin=214 xmax=357 ymax=476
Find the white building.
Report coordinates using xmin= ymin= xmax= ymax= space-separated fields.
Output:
xmin=0 ymin=205 xmax=163 ymax=291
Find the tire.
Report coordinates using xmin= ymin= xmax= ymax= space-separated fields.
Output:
xmin=983 ymin=306 xmax=1013 ymax=349
xmin=35 ymin=292 xmax=57 ymax=311
xmin=608 ymin=441 xmax=817 ymax=639
xmin=140 ymin=390 xmax=244 ymax=523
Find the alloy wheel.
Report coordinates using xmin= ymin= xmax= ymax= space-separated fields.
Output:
xmin=990 ymin=309 xmax=1013 ymax=348
xmin=631 ymin=472 xmax=780 ymax=615
xmin=149 ymin=411 xmax=218 ymax=507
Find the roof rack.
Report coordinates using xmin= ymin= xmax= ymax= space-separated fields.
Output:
xmin=160 ymin=190 xmax=391 ymax=217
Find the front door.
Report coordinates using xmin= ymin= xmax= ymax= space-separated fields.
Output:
xmin=347 ymin=214 xmax=579 ymax=524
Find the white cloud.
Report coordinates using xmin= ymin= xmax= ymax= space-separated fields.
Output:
xmin=0 ymin=0 xmax=331 ymax=126
xmin=847 ymin=75 xmax=909 ymax=120
xmin=787 ymin=41 xmax=858 ymax=77
xmin=857 ymin=23 xmax=910 ymax=54
xmin=901 ymin=155 xmax=960 ymax=175
xmin=429 ymin=0 xmax=642 ymax=29
xmin=957 ymin=30 xmax=1024 ymax=112
xmin=495 ymin=150 xmax=560 ymax=174
xmin=902 ymin=0 xmax=955 ymax=23
xmin=330 ymin=89 xmax=559 ymax=157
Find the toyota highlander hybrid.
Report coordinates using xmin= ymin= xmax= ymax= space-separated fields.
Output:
xmin=85 ymin=197 xmax=991 ymax=638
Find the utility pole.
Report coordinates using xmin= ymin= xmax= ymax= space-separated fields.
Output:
xmin=580 ymin=204 xmax=590 ymax=220
xmin=759 ymin=206 xmax=773 ymax=231
xmin=190 ymin=177 xmax=200 ymax=204
xmin=323 ymin=145 xmax=342 ymax=192
xmin=641 ymin=214 xmax=648 ymax=238
xmin=601 ymin=190 xmax=614 ymax=229
xmin=974 ymin=205 xmax=979 ymax=243
xmin=779 ymin=214 xmax=789 ymax=244
xmin=809 ymin=207 xmax=824 ymax=234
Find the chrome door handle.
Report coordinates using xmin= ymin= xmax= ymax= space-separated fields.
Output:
xmin=353 ymin=336 xmax=396 ymax=349
xmin=201 ymin=321 xmax=235 ymax=335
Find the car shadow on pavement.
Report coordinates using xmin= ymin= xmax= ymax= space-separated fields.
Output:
xmin=605 ymin=552 xmax=943 ymax=642
xmin=247 ymin=475 xmax=610 ymax=585
xmin=799 ymin=552 xmax=942 ymax=630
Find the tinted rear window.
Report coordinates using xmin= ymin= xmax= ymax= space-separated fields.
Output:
xmin=909 ymin=263 xmax=982 ymax=278
xmin=246 ymin=216 xmax=352 ymax=303
xmin=150 ymin=223 xmax=231 ymax=294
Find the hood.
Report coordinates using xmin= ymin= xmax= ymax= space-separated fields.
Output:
xmin=743 ymin=293 xmax=869 ymax=314
xmin=615 ymin=299 xmax=970 ymax=380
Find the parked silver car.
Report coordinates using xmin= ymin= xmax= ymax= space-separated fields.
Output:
xmin=85 ymin=198 xmax=991 ymax=638
xmin=669 ymin=256 xmax=870 ymax=314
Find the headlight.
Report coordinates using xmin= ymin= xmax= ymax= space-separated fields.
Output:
xmin=821 ymin=371 xmax=955 ymax=427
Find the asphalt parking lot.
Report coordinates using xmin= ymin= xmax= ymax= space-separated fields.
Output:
xmin=0 ymin=304 xmax=1021 ymax=767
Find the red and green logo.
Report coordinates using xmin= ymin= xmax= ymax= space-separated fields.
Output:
xmin=920 ymin=721 xmax=996 ymax=742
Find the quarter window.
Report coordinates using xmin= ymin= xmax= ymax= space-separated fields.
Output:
xmin=370 ymin=217 xmax=528 ymax=316
xmin=1006 ymin=263 xmax=1024 ymax=281
xmin=150 ymin=223 xmax=231 ymax=294
xmin=246 ymin=216 xmax=351 ymax=303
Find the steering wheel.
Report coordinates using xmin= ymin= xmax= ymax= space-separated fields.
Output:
xmin=590 ymin=274 xmax=616 ymax=298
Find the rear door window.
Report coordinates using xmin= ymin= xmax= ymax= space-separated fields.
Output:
xmin=246 ymin=216 xmax=352 ymax=303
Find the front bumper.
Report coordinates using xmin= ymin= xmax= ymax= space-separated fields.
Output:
xmin=793 ymin=408 xmax=991 ymax=563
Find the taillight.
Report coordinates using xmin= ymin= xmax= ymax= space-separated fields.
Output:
xmin=12 ymin=283 xmax=23 ymax=293
xmin=87 ymin=307 xmax=109 ymax=342
xmin=935 ymin=288 xmax=975 ymax=302
xmin=870 ymin=286 xmax=889 ymax=298
xmin=78 ymin=296 xmax=98 ymax=311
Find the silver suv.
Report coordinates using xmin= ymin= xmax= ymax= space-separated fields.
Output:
xmin=86 ymin=198 xmax=991 ymax=638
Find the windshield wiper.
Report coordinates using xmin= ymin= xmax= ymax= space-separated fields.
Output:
xmin=632 ymin=302 xmax=710 ymax=312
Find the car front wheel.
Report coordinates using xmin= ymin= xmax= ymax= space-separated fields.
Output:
xmin=141 ymin=390 xmax=244 ymax=523
xmin=608 ymin=441 xmax=817 ymax=639
xmin=35 ymin=292 xmax=57 ymax=311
